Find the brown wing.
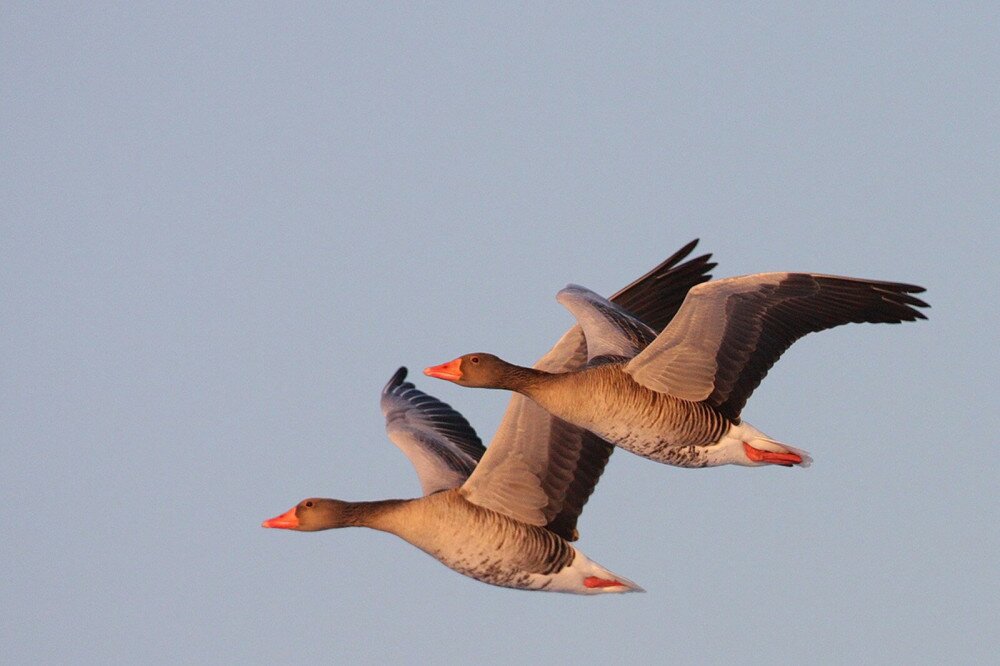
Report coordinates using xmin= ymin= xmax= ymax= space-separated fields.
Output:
xmin=462 ymin=240 xmax=714 ymax=540
xmin=626 ymin=272 xmax=929 ymax=420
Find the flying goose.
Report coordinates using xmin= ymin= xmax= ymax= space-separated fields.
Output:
xmin=425 ymin=271 xmax=928 ymax=468
xmin=262 ymin=241 xmax=714 ymax=593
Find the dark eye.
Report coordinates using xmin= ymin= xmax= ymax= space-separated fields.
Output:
xmin=304 ymin=500 xmax=314 ymax=508
xmin=470 ymin=356 xmax=480 ymax=364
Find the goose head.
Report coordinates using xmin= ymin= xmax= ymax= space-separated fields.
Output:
xmin=423 ymin=353 xmax=515 ymax=388
xmin=262 ymin=498 xmax=353 ymax=531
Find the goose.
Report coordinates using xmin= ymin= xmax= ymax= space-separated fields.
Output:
xmin=425 ymin=271 xmax=928 ymax=469
xmin=262 ymin=241 xmax=715 ymax=593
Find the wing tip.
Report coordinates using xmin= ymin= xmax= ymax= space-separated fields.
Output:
xmin=556 ymin=284 xmax=596 ymax=303
xmin=382 ymin=366 xmax=409 ymax=396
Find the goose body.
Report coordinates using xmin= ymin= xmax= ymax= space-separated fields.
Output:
xmin=426 ymin=271 xmax=928 ymax=468
xmin=263 ymin=241 xmax=715 ymax=593
xmin=265 ymin=490 xmax=638 ymax=593
xmin=513 ymin=364 xmax=736 ymax=467
xmin=520 ymin=366 xmax=807 ymax=467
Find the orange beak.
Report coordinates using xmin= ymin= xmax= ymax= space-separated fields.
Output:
xmin=262 ymin=506 xmax=299 ymax=529
xmin=424 ymin=358 xmax=463 ymax=381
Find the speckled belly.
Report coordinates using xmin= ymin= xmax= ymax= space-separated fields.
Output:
xmin=574 ymin=395 xmax=732 ymax=468
xmin=603 ymin=426 xmax=711 ymax=467
xmin=395 ymin=493 xmax=575 ymax=591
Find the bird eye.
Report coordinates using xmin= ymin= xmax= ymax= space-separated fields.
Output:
xmin=470 ymin=356 xmax=480 ymax=364
xmin=304 ymin=501 xmax=314 ymax=508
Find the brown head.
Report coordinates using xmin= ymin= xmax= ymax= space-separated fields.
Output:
xmin=261 ymin=498 xmax=353 ymax=531
xmin=423 ymin=353 xmax=519 ymax=388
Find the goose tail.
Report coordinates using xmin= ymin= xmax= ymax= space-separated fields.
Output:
xmin=744 ymin=434 xmax=813 ymax=467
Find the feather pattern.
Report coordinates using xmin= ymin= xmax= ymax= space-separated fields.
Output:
xmin=556 ymin=284 xmax=658 ymax=362
xmin=381 ymin=367 xmax=485 ymax=495
xmin=626 ymin=273 xmax=929 ymax=419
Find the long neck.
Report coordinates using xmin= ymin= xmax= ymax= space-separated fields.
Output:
xmin=338 ymin=498 xmax=410 ymax=529
xmin=496 ymin=363 xmax=554 ymax=394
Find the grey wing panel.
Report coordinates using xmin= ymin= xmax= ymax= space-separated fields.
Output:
xmin=533 ymin=324 xmax=589 ymax=373
xmin=381 ymin=367 xmax=485 ymax=495
xmin=556 ymin=285 xmax=657 ymax=362
xmin=384 ymin=426 xmax=477 ymax=495
xmin=459 ymin=394 xmax=555 ymax=525
xmin=624 ymin=276 xmax=753 ymax=403
xmin=460 ymin=326 xmax=597 ymax=532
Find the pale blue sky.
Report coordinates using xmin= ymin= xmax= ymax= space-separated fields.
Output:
xmin=3 ymin=3 xmax=997 ymax=664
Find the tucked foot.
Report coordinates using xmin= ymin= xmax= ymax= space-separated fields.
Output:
xmin=743 ymin=441 xmax=803 ymax=467
xmin=584 ymin=576 xmax=629 ymax=589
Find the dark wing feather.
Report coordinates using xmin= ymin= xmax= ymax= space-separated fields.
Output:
xmin=381 ymin=367 xmax=485 ymax=495
xmin=609 ymin=238 xmax=716 ymax=331
xmin=626 ymin=273 xmax=929 ymax=420
xmin=540 ymin=430 xmax=614 ymax=542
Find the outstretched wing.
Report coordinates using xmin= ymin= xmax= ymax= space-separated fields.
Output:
xmin=626 ymin=273 xmax=929 ymax=420
xmin=462 ymin=240 xmax=715 ymax=540
xmin=381 ymin=367 xmax=485 ymax=496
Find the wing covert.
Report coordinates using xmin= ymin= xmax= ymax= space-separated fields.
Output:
xmin=626 ymin=273 xmax=929 ymax=420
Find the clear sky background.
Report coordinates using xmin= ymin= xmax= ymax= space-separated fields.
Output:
xmin=3 ymin=3 xmax=997 ymax=664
